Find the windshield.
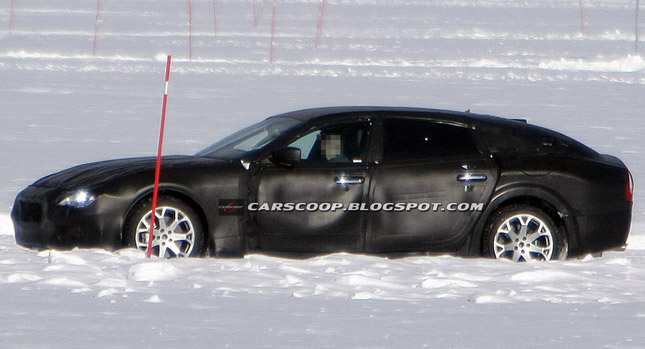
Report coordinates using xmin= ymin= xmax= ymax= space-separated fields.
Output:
xmin=196 ymin=117 xmax=302 ymax=159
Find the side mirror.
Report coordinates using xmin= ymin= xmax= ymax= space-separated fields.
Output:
xmin=270 ymin=147 xmax=301 ymax=167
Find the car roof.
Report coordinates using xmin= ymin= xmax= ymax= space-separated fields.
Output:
xmin=268 ymin=106 xmax=494 ymax=123
xmin=268 ymin=106 xmax=598 ymax=157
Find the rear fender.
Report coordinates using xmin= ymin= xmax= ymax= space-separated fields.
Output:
xmin=465 ymin=183 xmax=577 ymax=256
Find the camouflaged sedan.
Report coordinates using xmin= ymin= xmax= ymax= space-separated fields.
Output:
xmin=12 ymin=107 xmax=633 ymax=261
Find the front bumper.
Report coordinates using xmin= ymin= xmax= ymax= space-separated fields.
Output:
xmin=11 ymin=185 xmax=125 ymax=250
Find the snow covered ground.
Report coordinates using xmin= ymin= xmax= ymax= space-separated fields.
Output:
xmin=1 ymin=0 xmax=645 ymax=347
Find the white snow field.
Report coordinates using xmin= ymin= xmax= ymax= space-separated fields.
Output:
xmin=2 ymin=0 xmax=645 ymax=347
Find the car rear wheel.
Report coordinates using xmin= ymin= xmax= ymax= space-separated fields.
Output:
xmin=124 ymin=196 xmax=204 ymax=258
xmin=484 ymin=205 xmax=562 ymax=262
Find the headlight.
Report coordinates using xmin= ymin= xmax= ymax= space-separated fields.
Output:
xmin=57 ymin=189 xmax=96 ymax=208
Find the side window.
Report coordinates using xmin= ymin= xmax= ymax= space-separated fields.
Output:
xmin=383 ymin=118 xmax=478 ymax=162
xmin=289 ymin=130 xmax=320 ymax=160
xmin=287 ymin=123 xmax=369 ymax=164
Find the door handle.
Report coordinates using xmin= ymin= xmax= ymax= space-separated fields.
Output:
xmin=457 ymin=173 xmax=487 ymax=182
xmin=335 ymin=176 xmax=365 ymax=185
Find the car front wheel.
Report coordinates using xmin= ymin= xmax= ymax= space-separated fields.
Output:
xmin=484 ymin=205 xmax=562 ymax=262
xmin=124 ymin=196 xmax=204 ymax=258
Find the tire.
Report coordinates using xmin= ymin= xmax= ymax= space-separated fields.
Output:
xmin=123 ymin=195 xmax=204 ymax=258
xmin=483 ymin=205 xmax=562 ymax=262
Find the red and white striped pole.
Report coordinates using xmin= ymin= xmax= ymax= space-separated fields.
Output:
xmin=9 ymin=0 xmax=16 ymax=33
xmin=92 ymin=0 xmax=103 ymax=56
xmin=270 ymin=0 xmax=276 ymax=63
xmin=147 ymin=55 xmax=172 ymax=259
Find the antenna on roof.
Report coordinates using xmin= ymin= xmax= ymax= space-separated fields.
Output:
xmin=465 ymin=109 xmax=471 ymax=113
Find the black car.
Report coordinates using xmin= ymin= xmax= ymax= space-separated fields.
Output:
xmin=12 ymin=107 xmax=633 ymax=262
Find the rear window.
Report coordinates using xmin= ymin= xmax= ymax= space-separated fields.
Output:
xmin=383 ymin=118 xmax=479 ymax=162
xmin=478 ymin=122 xmax=598 ymax=157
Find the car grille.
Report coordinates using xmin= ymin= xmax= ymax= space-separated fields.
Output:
xmin=17 ymin=201 xmax=43 ymax=223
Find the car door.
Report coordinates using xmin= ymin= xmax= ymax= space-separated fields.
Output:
xmin=366 ymin=116 xmax=498 ymax=252
xmin=250 ymin=119 xmax=372 ymax=253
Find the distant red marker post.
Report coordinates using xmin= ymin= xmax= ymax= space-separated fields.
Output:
xmin=253 ymin=0 xmax=262 ymax=28
xmin=315 ymin=0 xmax=326 ymax=48
xmin=187 ymin=0 xmax=193 ymax=60
xmin=93 ymin=0 xmax=103 ymax=56
xmin=9 ymin=0 xmax=16 ymax=33
xmin=213 ymin=0 xmax=218 ymax=34
xmin=637 ymin=0 xmax=640 ymax=52
xmin=147 ymin=55 xmax=172 ymax=259
xmin=578 ymin=0 xmax=585 ymax=34
xmin=270 ymin=1 xmax=276 ymax=63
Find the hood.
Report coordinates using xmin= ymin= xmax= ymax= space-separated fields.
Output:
xmin=32 ymin=156 xmax=224 ymax=189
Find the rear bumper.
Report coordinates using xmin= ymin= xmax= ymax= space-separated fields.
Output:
xmin=607 ymin=244 xmax=628 ymax=252
xmin=567 ymin=202 xmax=632 ymax=257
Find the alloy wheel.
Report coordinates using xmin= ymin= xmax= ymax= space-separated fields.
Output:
xmin=134 ymin=205 xmax=196 ymax=258
xmin=493 ymin=213 xmax=554 ymax=262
